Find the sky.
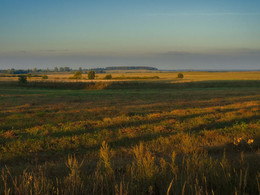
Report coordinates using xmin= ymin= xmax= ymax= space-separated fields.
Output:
xmin=0 ymin=0 xmax=260 ymax=70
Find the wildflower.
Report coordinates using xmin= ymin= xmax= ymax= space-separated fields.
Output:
xmin=247 ymin=139 xmax=254 ymax=145
xmin=27 ymin=175 xmax=33 ymax=184
xmin=233 ymin=137 xmax=242 ymax=145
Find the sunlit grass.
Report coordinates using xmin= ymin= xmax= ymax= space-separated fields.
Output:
xmin=1 ymin=71 xmax=260 ymax=82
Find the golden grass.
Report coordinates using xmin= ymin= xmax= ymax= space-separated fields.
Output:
xmin=1 ymin=71 xmax=260 ymax=82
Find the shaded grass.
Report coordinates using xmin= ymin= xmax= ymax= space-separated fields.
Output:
xmin=1 ymin=80 xmax=260 ymax=90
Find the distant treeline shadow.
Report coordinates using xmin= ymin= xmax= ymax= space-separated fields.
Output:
xmin=1 ymin=80 xmax=260 ymax=90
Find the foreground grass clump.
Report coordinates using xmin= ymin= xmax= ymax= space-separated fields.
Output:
xmin=0 ymin=80 xmax=259 ymax=194
xmin=1 ymin=144 xmax=259 ymax=194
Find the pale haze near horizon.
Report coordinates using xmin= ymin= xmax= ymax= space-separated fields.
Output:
xmin=0 ymin=0 xmax=260 ymax=70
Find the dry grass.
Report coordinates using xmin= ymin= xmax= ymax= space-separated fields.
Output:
xmin=0 ymin=79 xmax=259 ymax=194
xmin=1 ymin=71 xmax=260 ymax=82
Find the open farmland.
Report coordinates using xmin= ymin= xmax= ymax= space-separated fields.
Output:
xmin=1 ymin=71 xmax=260 ymax=82
xmin=0 ymin=77 xmax=259 ymax=194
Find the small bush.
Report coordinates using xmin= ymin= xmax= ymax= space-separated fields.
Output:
xmin=104 ymin=74 xmax=112 ymax=79
xmin=42 ymin=75 xmax=48 ymax=79
xmin=73 ymin=71 xmax=82 ymax=79
xmin=88 ymin=71 xmax=95 ymax=80
xmin=177 ymin=73 xmax=184 ymax=79
xmin=18 ymin=75 xmax=27 ymax=84
xmin=27 ymin=73 xmax=32 ymax=78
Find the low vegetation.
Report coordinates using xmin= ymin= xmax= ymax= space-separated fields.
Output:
xmin=42 ymin=75 xmax=48 ymax=79
xmin=178 ymin=73 xmax=184 ymax=79
xmin=88 ymin=71 xmax=95 ymax=80
xmin=18 ymin=75 xmax=27 ymax=84
xmin=72 ymin=71 xmax=82 ymax=79
xmin=104 ymin=74 xmax=112 ymax=79
xmin=0 ymin=78 xmax=259 ymax=194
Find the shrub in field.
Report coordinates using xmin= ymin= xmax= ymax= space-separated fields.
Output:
xmin=104 ymin=74 xmax=112 ymax=79
xmin=88 ymin=71 xmax=95 ymax=79
xmin=73 ymin=71 xmax=82 ymax=79
xmin=18 ymin=75 xmax=27 ymax=83
xmin=27 ymin=73 xmax=32 ymax=79
xmin=42 ymin=75 xmax=48 ymax=79
xmin=177 ymin=72 xmax=184 ymax=79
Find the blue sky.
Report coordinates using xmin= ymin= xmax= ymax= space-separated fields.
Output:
xmin=0 ymin=0 xmax=260 ymax=69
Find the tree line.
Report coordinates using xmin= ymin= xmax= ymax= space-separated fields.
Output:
xmin=0 ymin=66 xmax=158 ymax=74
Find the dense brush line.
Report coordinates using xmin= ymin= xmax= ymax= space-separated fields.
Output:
xmin=1 ymin=80 xmax=260 ymax=90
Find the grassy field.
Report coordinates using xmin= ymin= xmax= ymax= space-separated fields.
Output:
xmin=0 ymin=75 xmax=260 ymax=194
xmin=1 ymin=71 xmax=260 ymax=82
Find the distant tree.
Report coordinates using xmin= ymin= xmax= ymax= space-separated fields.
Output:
xmin=90 ymin=68 xmax=105 ymax=73
xmin=42 ymin=75 xmax=48 ymax=79
xmin=27 ymin=73 xmax=32 ymax=79
xmin=7 ymin=69 xmax=14 ymax=74
xmin=73 ymin=71 xmax=82 ymax=79
xmin=88 ymin=71 xmax=95 ymax=79
xmin=177 ymin=73 xmax=184 ymax=79
xmin=33 ymin=68 xmax=37 ymax=72
xmin=54 ymin=67 xmax=59 ymax=72
xmin=104 ymin=74 xmax=112 ymax=79
xmin=79 ymin=67 xmax=82 ymax=73
xmin=18 ymin=75 xmax=27 ymax=84
xmin=105 ymin=66 xmax=158 ymax=71
xmin=59 ymin=67 xmax=65 ymax=72
xmin=64 ymin=67 xmax=71 ymax=72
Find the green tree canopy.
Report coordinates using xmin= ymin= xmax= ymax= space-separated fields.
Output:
xmin=88 ymin=71 xmax=95 ymax=79
xmin=73 ymin=71 xmax=82 ymax=79
xmin=18 ymin=75 xmax=27 ymax=84
xmin=177 ymin=73 xmax=184 ymax=79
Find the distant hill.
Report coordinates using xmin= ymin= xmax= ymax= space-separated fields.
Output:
xmin=105 ymin=66 xmax=158 ymax=71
